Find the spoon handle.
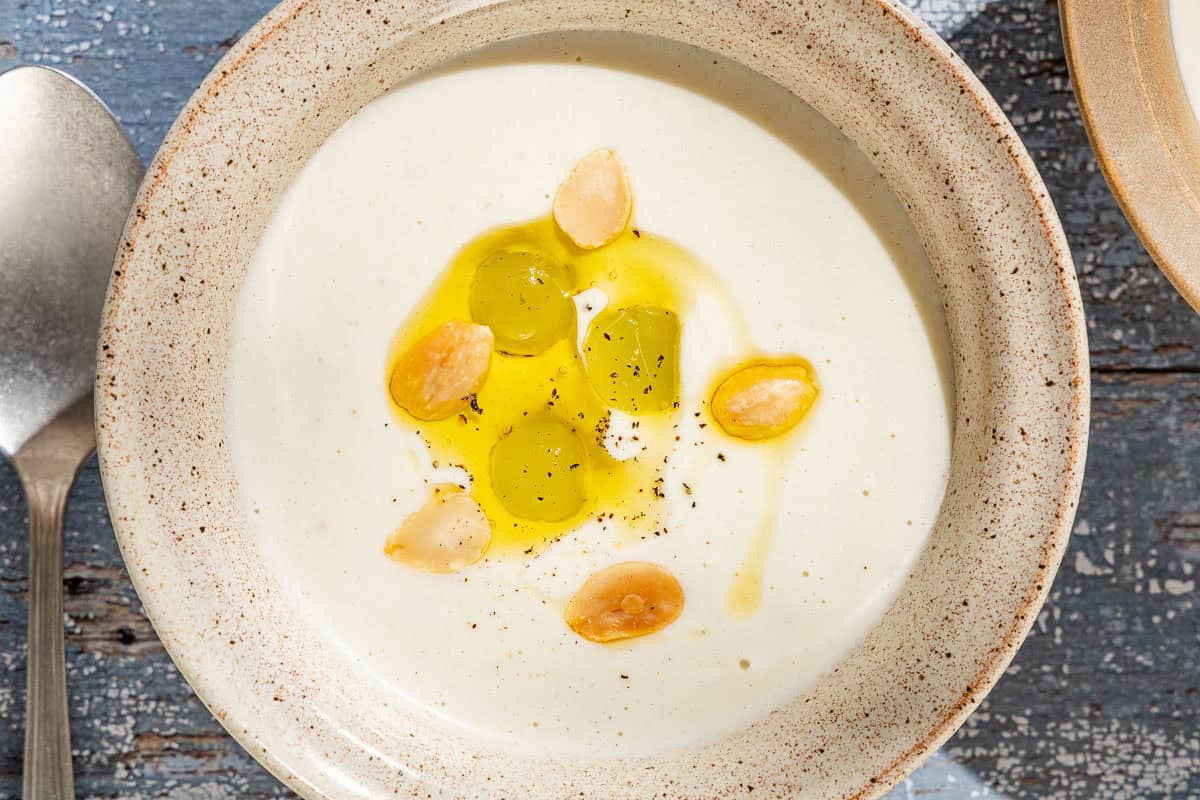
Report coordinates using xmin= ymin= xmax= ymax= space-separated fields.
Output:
xmin=20 ymin=470 xmax=75 ymax=800
xmin=13 ymin=396 xmax=95 ymax=800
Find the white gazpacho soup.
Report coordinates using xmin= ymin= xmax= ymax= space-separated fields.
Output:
xmin=227 ymin=33 xmax=953 ymax=757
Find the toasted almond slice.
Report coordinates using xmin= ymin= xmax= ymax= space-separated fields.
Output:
xmin=553 ymin=149 xmax=633 ymax=249
xmin=565 ymin=561 xmax=684 ymax=643
xmin=389 ymin=321 xmax=493 ymax=421
xmin=711 ymin=361 xmax=819 ymax=441
xmin=385 ymin=490 xmax=491 ymax=573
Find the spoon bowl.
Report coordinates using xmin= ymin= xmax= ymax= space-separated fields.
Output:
xmin=0 ymin=66 xmax=141 ymax=456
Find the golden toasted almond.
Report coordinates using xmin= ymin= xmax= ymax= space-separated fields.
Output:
xmin=385 ymin=490 xmax=491 ymax=573
xmin=711 ymin=361 xmax=818 ymax=441
xmin=553 ymin=149 xmax=633 ymax=249
xmin=389 ymin=321 xmax=493 ymax=421
xmin=565 ymin=561 xmax=684 ymax=643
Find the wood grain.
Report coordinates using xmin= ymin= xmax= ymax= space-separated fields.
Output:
xmin=2 ymin=0 xmax=1198 ymax=797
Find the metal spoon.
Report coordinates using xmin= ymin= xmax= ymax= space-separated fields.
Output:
xmin=0 ymin=65 xmax=142 ymax=799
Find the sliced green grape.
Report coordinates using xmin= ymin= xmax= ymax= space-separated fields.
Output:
xmin=490 ymin=412 xmax=587 ymax=521
xmin=583 ymin=306 xmax=680 ymax=414
xmin=468 ymin=250 xmax=575 ymax=356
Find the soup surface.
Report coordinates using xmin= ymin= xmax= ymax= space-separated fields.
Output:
xmin=1173 ymin=0 xmax=1200 ymax=120
xmin=227 ymin=33 xmax=953 ymax=756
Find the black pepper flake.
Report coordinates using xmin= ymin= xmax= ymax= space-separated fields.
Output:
xmin=469 ymin=394 xmax=483 ymax=414
xmin=632 ymin=229 xmax=641 ymax=238
xmin=717 ymin=452 xmax=727 ymax=462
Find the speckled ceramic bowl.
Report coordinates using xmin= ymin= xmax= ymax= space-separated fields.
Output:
xmin=1062 ymin=0 xmax=1200 ymax=313
xmin=96 ymin=1 xmax=1088 ymax=797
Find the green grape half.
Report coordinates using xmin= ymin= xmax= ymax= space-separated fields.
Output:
xmin=583 ymin=305 xmax=680 ymax=414
xmin=490 ymin=412 xmax=587 ymax=521
xmin=468 ymin=250 xmax=575 ymax=356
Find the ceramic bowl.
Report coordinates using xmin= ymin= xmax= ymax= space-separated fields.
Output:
xmin=96 ymin=1 xmax=1088 ymax=797
xmin=1062 ymin=0 xmax=1200 ymax=311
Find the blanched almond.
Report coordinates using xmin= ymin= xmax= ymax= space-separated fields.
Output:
xmin=385 ymin=490 xmax=491 ymax=573
xmin=711 ymin=361 xmax=818 ymax=441
xmin=389 ymin=321 xmax=493 ymax=421
xmin=565 ymin=561 xmax=684 ymax=643
xmin=553 ymin=149 xmax=632 ymax=249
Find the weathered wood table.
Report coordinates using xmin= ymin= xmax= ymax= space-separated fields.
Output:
xmin=1 ymin=1 xmax=1197 ymax=797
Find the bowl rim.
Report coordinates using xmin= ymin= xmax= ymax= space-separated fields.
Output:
xmin=1062 ymin=0 xmax=1200 ymax=312
xmin=97 ymin=1 xmax=1089 ymax=797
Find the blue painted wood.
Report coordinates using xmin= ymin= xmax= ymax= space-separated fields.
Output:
xmin=1 ymin=1 xmax=1198 ymax=797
